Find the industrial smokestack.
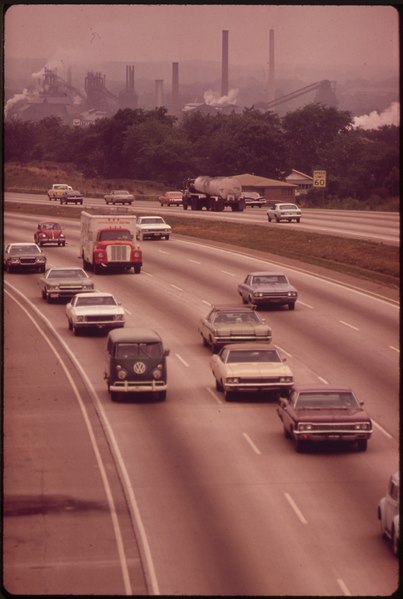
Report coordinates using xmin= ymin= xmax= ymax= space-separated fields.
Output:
xmin=171 ymin=62 xmax=179 ymax=115
xmin=268 ymin=29 xmax=275 ymax=104
xmin=221 ymin=30 xmax=229 ymax=97
xmin=155 ymin=79 xmax=163 ymax=108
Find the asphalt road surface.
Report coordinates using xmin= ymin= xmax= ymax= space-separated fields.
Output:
xmin=5 ymin=191 xmax=400 ymax=246
xmin=3 ymin=211 xmax=399 ymax=595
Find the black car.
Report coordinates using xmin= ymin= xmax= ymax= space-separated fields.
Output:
xmin=104 ymin=327 xmax=169 ymax=401
xmin=4 ymin=242 xmax=47 ymax=273
xmin=59 ymin=190 xmax=84 ymax=205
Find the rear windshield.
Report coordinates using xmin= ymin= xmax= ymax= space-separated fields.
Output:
xmin=115 ymin=342 xmax=163 ymax=359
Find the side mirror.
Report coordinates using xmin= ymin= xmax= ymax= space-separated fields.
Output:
xmin=164 ymin=349 xmax=170 ymax=357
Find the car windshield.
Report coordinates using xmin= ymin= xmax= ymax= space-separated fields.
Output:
xmin=115 ymin=342 xmax=163 ymax=359
xmin=226 ymin=349 xmax=280 ymax=363
xmin=252 ymin=275 xmax=287 ymax=285
xmin=98 ymin=230 xmax=132 ymax=241
xmin=295 ymin=392 xmax=359 ymax=409
xmin=115 ymin=190 xmax=129 ymax=194
xmin=9 ymin=245 xmax=40 ymax=254
xmin=41 ymin=223 xmax=60 ymax=230
xmin=76 ymin=296 xmax=116 ymax=306
xmin=141 ymin=218 xmax=164 ymax=224
xmin=213 ymin=312 xmax=259 ymax=324
xmin=48 ymin=269 xmax=88 ymax=279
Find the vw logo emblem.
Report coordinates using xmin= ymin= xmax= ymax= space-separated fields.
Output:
xmin=133 ymin=361 xmax=146 ymax=374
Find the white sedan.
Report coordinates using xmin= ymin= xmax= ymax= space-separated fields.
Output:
xmin=66 ymin=291 xmax=125 ymax=335
xmin=135 ymin=216 xmax=172 ymax=240
xmin=210 ymin=343 xmax=293 ymax=401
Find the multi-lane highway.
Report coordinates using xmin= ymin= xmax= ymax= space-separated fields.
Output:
xmin=3 ymin=210 xmax=399 ymax=595
xmin=4 ymin=191 xmax=400 ymax=245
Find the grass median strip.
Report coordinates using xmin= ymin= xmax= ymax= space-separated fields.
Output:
xmin=5 ymin=202 xmax=399 ymax=288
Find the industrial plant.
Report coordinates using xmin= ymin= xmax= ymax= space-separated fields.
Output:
xmin=5 ymin=28 xmax=339 ymax=125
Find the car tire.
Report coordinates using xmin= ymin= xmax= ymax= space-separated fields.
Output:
xmin=357 ymin=439 xmax=368 ymax=451
xmin=392 ymin=526 xmax=398 ymax=556
xmin=6 ymin=263 xmax=13 ymax=273
xmin=288 ymin=302 xmax=295 ymax=310
xmin=39 ymin=266 xmax=46 ymax=273
xmin=284 ymin=426 xmax=291 ymax=439
xmin=133 ymin=265 xmax=141 ymax=274
xmin=215 ymin=379 xmax=223 ymax=392
xmin=267 ymin=216 xmax=272 ymax=222
xmin=224 ymin=390 xmax=234 ymax=402
xmin=72 ymin=325 xmax=80 ymax=336
xmin=158 ymin=391 xmax=167 ymax=401
xmin=295 ymin=438 xmax=306 ymax=453
xmin=296 ymin=218 xmax=301 ymax=223
xmin=68 ymin=319 xmax=72 ymax=331
xmin=276 ymin=216 xmax=280 ymax=223
xmin=110 ymin=391 xmax=120 ymax=402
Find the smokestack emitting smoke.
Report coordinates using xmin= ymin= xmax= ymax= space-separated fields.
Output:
xmin=221 ymin=30 xmax=229 ymax=97
xmin=268 ymin=29 xmax=275 ymax=104
xmin=171 ymin=62 xmax=179 ymax=115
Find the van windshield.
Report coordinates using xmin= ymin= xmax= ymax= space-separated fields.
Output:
xmin=115 ymin=342 xmax=162 ymax=359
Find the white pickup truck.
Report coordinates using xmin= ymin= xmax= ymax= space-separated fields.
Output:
xmin=47 ymin=184 xmax=73 ymax=201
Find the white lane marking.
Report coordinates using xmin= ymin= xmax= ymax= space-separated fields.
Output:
xmin=5 ymin=287 xmax=133 ymax=595
xmin=284 ymin=492 xmax=308 ymax=524
xmin=158 ymin=249 xmax=170 ymax=254
xmin=175 ymin=353 xmax=189 ymax=367
xmin=170 ymin=283 xmax=183 ymax=291
xmin=124 ymin=308 xmax=132 ymax=316
xmin=206 ymin=387 xmax=223 ymax=404
xmin=339 ymin=320 xmax=359 ymax=331
xmin=389 ymin=345 xmax=400 ymax=353
xmin=188 ymin=259 xmax=201 ymax=264
xmin=202 ymin=299 xmax=212 ymax=306
xmin=220 ymin=270 xmax=235 ymax=277
xmin=275 ymin=344 xmax=292 ymax=358
xmin=298 ymin=301 xmax=314 ymax=309
xmin=317 ymin=376 xmax=329 ymax=384
xmin=142 ymin=270 xmax=153 ymax=277
xmin=242 ymin=433 xmax=261 ymax=455
xmin=372 ymin=419 xmax=393 ymax=439
xmin=337 ymin=578 xmax=352 ymax=596
xmin=174 ymin=239 xmax=399 ymax=307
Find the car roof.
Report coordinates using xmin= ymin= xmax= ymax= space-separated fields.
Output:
xmin=39 ymin=221 xmax=61 ymax=225
xmin=73 ymin=291 xmax=114 ymax=298
xmin=292 ymin=386 xmax=354 ymax=394
xmin=108 ymin=327 xmax=163 ymax=344
xmin=221 ymin=342 xmax=277 ymax=351
xmin=247 ymin=271 xmax=287 ymax=277
xmin=210 ymin=304 xmax=256 ymax=311
xmin=8 ymin=242 xmax=41 ymax=247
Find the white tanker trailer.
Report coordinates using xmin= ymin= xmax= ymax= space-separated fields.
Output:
xmin=183 ymin=176 xmax=245 ymax=211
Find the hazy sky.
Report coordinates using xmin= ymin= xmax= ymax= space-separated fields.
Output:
xmin=4 ymin=4 xmax=399 ymax=70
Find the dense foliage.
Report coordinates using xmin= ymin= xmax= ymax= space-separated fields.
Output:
xmin=4 ymin=104 xmax=399 ymax=203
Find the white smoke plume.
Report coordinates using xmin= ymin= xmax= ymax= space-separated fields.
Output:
xmin=352 ymin=102 xmax=400 ymax=130
xmin=203 ymin=88 xmax=239 ymax=106
xmin=4 ymin=88 xmax=31 ymax=118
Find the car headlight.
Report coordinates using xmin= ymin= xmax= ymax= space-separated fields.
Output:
xmin=10 ymin=258 xmax=20 ymax=264
xmin=115 ymin=315 xmax=125 ymax=321
xmin=76 ymin=316 xmax=85 ymax=322
xmin=298 ymin=423 xmax=312 ymax=431
xmin=226 ymin=377 xmax=239 ymax=384
xmin=280 ymin=376 xmax=293 ymax=383
xmin=37 ymin=256 xmax=46 ymax=262
xmin=83 ymin=284 xmax=93 ymax=289
xmin=60 ymin=233 xmax=65 ymax=238
xmin=48 ymin=284 xmax=60 ymax=290
xmin=153 ymin=368 xmax=162 ymax=379
xmin=287 ymin=291 xmax=297 ymax=297
xmin=117 ymin=368 xmax=128 ymax=380
xmin=354 ymin=423 xmax=370 ymax=430
xmin=254 ymin=292 xmax=264 ymax=298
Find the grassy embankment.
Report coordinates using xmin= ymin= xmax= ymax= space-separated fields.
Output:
xmin=4 ymin=162 xmax=400 ymax=289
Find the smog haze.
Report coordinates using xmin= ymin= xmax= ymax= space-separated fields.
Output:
xmin=5 ymin=4 xmax=399 ymax=71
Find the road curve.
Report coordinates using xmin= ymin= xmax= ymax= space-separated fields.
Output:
xmin=3 ymin=211 xmax=399 ymax=595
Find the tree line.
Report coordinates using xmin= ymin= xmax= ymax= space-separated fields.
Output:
xmin=4 ymin=104 xmax=399 ymax=204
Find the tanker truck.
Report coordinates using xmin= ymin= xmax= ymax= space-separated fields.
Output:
xmin=182 ymin=176 xmax=245 ymax=212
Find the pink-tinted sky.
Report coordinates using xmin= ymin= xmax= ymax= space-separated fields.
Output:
xmin=4 ymin=4 xmax=399 ymax=70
